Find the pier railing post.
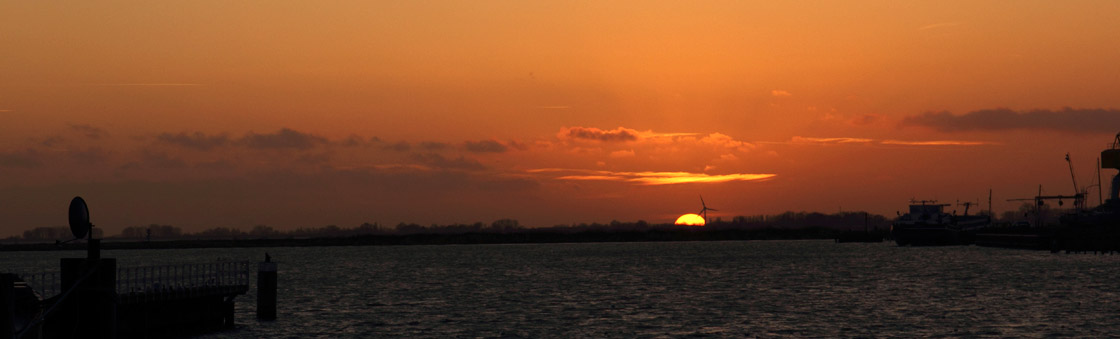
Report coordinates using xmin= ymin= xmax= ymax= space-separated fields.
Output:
xmin=257 ymin=256 xmax=277 ymax=321
xmin=2 ymin=274 xmax=13 ymax=339
xmin=59 ymin=258 xmax=117 ymax=339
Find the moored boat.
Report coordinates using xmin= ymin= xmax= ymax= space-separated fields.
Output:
xmin=892 ymin=200 xmax=990 ymax=246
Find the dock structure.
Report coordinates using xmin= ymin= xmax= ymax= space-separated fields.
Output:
xmin=114 ymin=261 xmax=251 ymax=336
xmin=8 ymin=261 xmax=251 ymax=339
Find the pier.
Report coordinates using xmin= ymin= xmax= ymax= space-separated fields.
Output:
xmin=7 ymin=261 xmax=251 ymax=338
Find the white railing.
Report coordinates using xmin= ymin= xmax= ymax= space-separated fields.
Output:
xmin=117 ymin=261 xmax=251 ymax=295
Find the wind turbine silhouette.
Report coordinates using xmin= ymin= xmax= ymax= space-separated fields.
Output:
xmin=698 ymin=195 xmax=718 ymax=224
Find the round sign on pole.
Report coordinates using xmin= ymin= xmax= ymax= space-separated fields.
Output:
xmin=68 ymin=196 xmax=90 ymax=239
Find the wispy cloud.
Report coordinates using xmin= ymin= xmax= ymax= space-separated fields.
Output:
xmin=420 ymin=142 xmax=449 ymax=150
xmin=411 ymin=153 xmax=486 ymax=171
xmin=558 ymin=126 xmax=641 ymax=142
xmin=881 ymin=140 xmax=992 ymax=146
xmin=537 ymin=105 xmax=572 ymax=109
xmin=464 ymin=139 xmax=509 ymax=153
xmin=919 ymin=22 xmax=962 ymax=30
xmin=790 ymin=136 xmax=874 ymax=144
xmin=771 ymin=90 xmax=792 ymax=97
xmin=383 ymin=141 xmax=411 ymax=152
xmin=771 ymin=136 xmax=990 ymax=147
xmin=530 ymin=168 xmax=775 ymax=185
xmin=555 ymin=127 xmax=748 ymax=152
xmin=240 ymin=128 xmax=327 ymax=150
xmin=157 ymin=132 xmax=231 ymax=150
xmin=0 ymin=149 xmax=42 ymax=169
xmin=901 ymin=107 xmax=1120 ymax=134
xmin=90 ymin=83 xmax=203 ymax=87
xmin=69 ymin=123 xmax=108 ymax=139
xmin=609 ymin=149 xmax=635 ymax=158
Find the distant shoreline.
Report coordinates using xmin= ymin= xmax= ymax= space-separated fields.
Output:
xmin=0 ymin=227 xmax=878 ymax=251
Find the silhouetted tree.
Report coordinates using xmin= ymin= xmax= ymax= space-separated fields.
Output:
xmin=22 ymin=227 xmax=70 ymax=241
xmin=119 ymin=224 xmax=182 ymax=239
xmin=250 ymin=225 xmax=280 ymax=238
xmin=490 ymin=219 xmax=521 ymax=233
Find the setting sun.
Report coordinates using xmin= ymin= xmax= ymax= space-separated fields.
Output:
xmin=675 ymin=214 xmax=706 ymax=226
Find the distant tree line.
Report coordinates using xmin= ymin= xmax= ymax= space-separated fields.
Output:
xmin=7 ymin=227 xmax=104 ymax=242
xmin=1 ymin=210 xmax=933 ymax=244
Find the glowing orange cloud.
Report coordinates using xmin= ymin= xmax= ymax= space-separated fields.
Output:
xmin=790 ymin=136 xmax=874 ymax=144
xmin=534 ymin=169 xmax=775 ymax=185
xmin=781 ymin=136 xmax=992 ymax=147
xmin=880 ymin=140 xmax=991 ymax=146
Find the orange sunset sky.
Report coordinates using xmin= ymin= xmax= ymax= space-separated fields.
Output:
xmin=3 ymin=1 xmax=1120 ymax=236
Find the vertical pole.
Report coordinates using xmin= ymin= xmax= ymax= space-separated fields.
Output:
xmin=257 ymin=255 xmax=277 ymax=321
xmin=1 ymin=274 xmax=14 ymax=339
xmin=60 ymin=258 xmax=117 ymax=339
xmin=1098 ymin=158 xmax=1104 ymax=206
xmin=1037 ymin=185 xmax=1043 ymax=227
xmin=87 ymin=239 xmax=100 ymax=260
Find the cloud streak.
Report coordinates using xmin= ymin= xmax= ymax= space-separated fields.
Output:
xmin=531 ymin=168 xmax=775 ymax=185
xmin=558 ymin=126 xmax=640 ymax=142
xmin=790 ymin=136 xmax=874 ymax=145
xmin=69 ymin=123 xmax=108 ymax=139
xmin=775 ymin=136 xmax=991 ymax=147
xmin=157 ymin=132 xmax=231 ymax=150
xmin=464 ymin=139 xmax=509 ymax=153
xmin=0 ymin=149 xmax=42 ymax=168
xmin=241 ymin=128 xmax=328 ymax=150
xmin=91 ymin=83 xmax=203 ymax=87
xmin=880 ymin=140 xmax=991 ymax=146
xmin=901 ymin=108 xmax=1120 ymax=134
xmin=411 ymin=153 xmax=487 ymax=171
xmin=919 ymin=22 xmax=962 ymax=30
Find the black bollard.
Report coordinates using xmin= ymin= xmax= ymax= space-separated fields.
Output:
xmin=257 ymin=256 xmax=277 ymax=320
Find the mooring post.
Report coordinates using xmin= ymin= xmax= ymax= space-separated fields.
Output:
xmin=1 ymin=274 xmax=14 ymax=339
xmin=257 ymin=254 xmax=277 ymax=320
xmin=60 ymin=258 xmax=117 ymax=339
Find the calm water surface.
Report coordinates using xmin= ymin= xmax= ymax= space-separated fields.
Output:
xmin=4 ymin=240 xmax=1120 ymax=338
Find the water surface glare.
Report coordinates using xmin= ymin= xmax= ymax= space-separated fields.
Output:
xmin=5 ymin=240 xmax=1120 ymax=337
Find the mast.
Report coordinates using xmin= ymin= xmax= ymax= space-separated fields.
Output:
xmin=1066 ymin=153 xmax=1080 ymax=210
xmin=988 ymin=189 xmax=993 ymax=217
xmin=1038 ymin=184 xmax=1043 ymax=227
xmin=1098 ymin=157 xmax=1104 ymax=206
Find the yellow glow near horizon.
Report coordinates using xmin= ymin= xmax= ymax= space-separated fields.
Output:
xmin=675 ymin=214 xmax=705 ymax=226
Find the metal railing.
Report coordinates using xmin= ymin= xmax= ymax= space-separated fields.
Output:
xmin=6 ymin=261 xmax=251 ymax=300
xmin=117 ymin=261 xmax=251 ymax=296
xmin=10 ymin=271 xmax=60 ymax=299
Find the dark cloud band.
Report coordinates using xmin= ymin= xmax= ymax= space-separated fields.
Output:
xmin=464 ymin=140 xmax=508 ymax=153
xmin=902 ymin=108 xmax=1120 ymax=133
xmin=558 ymin=126 xmax=640 ymax=142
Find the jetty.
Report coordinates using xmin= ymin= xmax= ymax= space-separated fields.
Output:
xmin=7 ymin=260 xmax=252 ymax=338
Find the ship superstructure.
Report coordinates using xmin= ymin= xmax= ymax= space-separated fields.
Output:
xmin=892 ymin=200 xmax=990 ymax=246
